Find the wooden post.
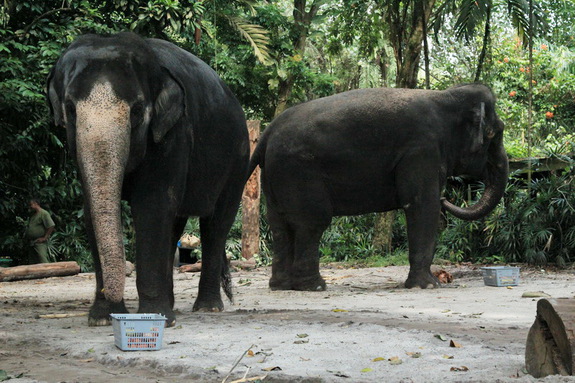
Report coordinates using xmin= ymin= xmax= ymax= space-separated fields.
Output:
xmin=525 ymin=298 xmax=575 ymax=378
xmin=241 ymin=120 xmax=261 ymax=261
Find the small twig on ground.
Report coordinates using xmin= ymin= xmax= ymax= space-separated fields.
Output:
xmin=222 ymin=344 xmax=255 ymax=383
xmin=242 ymin=367 xmax=251 ymax=380
xmin=37 ymin=312 xmax=88 ymax=319
xmin=230 ymin=376 xmax=267 ymax=383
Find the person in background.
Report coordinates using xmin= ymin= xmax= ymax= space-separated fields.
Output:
xmin=26 ymin=198 xmax=55 ymax=264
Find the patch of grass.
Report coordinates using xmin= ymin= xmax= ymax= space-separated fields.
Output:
xmin=326 ymin=249 xmax=410 ymax=268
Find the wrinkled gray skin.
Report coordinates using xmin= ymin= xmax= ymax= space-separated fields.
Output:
xmin=248 ymin=84 xmax=508 ymax=291
xmin=47 ymin=32 xmax=249 ymax=326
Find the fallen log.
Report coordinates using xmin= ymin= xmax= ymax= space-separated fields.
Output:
xmin=178 ymin=262 xmax=202 ymax=273
xmin=177 ymin=258 xmax=257 ymax=273
xmin=525 ymin=298 xmax=575 ymax=378
xmin=0 ymin=261 xmax=81 ymax=282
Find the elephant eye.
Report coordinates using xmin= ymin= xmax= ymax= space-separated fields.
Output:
xmin=486 ymin=128 xmax=495 ymax=139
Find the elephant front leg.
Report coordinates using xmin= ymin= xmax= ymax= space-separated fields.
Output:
xmin=132 ymin=202 xmax=180 ymax=327
xmin=403 ymin=203 xmax=441 ymax=289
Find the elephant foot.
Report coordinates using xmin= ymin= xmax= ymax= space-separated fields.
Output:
xmin=138 ymin=302 xmax=176 ymax=328
xmin=88 ymin=299 xmax=128 ymax=327
xmin=194 ymin=307 xmax=223 ymax=313
xmin=404 ymin=270 xmax=440 ymax=289
xmin=192 ymin=296 xmax=224 ymax=313
xmin=292 ymin=275 xmax=326 ymax=291
xmin=269 ymin=275 xmax=292 ymax=291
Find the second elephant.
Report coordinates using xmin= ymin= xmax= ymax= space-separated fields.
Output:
xmin=248 ymin=84 xmax=508 ymax=291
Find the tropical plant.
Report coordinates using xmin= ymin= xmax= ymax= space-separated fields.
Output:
xmin=432 ymin=0 xmax=547 ymax=81
xmin=437 ymin=158 xmax=575 ymax=265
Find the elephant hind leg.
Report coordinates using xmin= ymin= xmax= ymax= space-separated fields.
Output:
xmin=192 ymin=179 xmax=243 ymax=312
xmin=267 ymin=207 xmax=295 ymax=290
xmin=290 ymin=220 xmax=329 ymax=291
xmin=268 ymin=214 xmax=328 ymax=292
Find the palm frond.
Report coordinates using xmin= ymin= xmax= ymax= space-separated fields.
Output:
xmin=431 ymin=0 xmax=460 ymax=40
xmin=454 ymin=0 xmax=491 ymax=41
xmin=506 ymin=0 xmax=547 ymax=44
xmin=231 ymin=0 xmax=258 ymax=16
xmin=225 ymin=15 xmax=273 ymax=65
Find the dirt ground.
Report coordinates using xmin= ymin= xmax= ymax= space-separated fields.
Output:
xmin=2 ymin=263 xmax=575 ymax=383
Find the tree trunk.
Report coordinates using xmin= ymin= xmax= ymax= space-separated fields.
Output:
xmin=273 ymin=0 xmax=321 ymax=117
xmin=241 ymin=121 xmax=261 ymax=261
xmin=387 ymin=0 xmax=436 ymax=89
xmin=0 ymin=261 xmax=80 ymax=282
xmin=474 ymin=4 xmax=492 ymax=82
xmin=422 ymin=0 xmax=431 ymax=89
xmin=526 ymin=298 xmax=575 ymax=378
xmin=376 ymin=49 xmax=389 ymax=87
xmin=374 ymin=0 xmax=435 ymax=251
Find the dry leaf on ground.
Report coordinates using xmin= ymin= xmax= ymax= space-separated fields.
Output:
xmin=450 ymin=340 xmax=462 ymax=348
xmin=433 ymin=269 xmax=453 ymax=283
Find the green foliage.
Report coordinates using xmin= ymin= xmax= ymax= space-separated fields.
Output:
xmin=320 ymin=215 xmax=378 ymax=262
xmin=437 ymin=163 xmax=575 ymax=266
xmin=0 ymin=0 xmax=273 ymax=268
xmin=0 ymin=1 xmax=106 ymax=265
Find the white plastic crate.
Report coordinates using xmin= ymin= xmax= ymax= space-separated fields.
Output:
xmin=110 ymin=313 xmax=167 ymax=351
xmin=481 ymin=266 xmax=520 ymax=287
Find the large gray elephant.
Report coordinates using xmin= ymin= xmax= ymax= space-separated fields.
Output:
xmin=47 ymin=32 xmax=249 ymax=326
xmin=248 ymin=84 xmax=508 ymax=291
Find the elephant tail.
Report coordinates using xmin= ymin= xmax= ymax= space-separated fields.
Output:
xmin=222 ymin=253 xmax=233 ymax=303
xmin=246 ymin=126 xmax=270 ymax=181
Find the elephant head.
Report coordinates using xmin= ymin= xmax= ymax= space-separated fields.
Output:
xmin=46 ymin=33 xmax=185 ymax=303
xmin=442 ymin=84 xmax=509 ymax=221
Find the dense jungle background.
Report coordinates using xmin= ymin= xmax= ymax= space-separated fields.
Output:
xmin=1 ymin=0 xmax=574 ymax=270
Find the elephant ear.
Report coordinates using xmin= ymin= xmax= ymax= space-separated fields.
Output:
xmin=468 ymin=102 xmax=486 ymax=152
xmin=151 ymin=69 xmax=186 ymax=143
xmin=46 ymin=67 xmax=64 ymax=127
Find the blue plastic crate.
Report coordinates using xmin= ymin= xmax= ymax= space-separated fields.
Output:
xmin=110 ymin=314 xmax=167 ymax=351
xmin=481 ymin=266 xmax=520 ymax=287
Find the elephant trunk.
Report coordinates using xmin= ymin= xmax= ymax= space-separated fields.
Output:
xmin=76 ymin=82 xmax=131 ymax=303
xmin=442 ymin=139 xmax=509 ymax=221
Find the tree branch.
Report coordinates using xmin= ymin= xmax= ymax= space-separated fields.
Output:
xmin=1 ymin=7 xmax=75 ymax=44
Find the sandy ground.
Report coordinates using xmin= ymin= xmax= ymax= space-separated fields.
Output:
xmin=2 ymin=263 xmax=575 ymax=383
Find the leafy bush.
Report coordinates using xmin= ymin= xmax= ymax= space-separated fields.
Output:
xmin=437 ymin=160 xmax=575 ymax=266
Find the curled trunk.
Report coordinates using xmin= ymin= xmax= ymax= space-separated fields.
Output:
xmin=442 ymin=142 xmax=509 ymax=221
